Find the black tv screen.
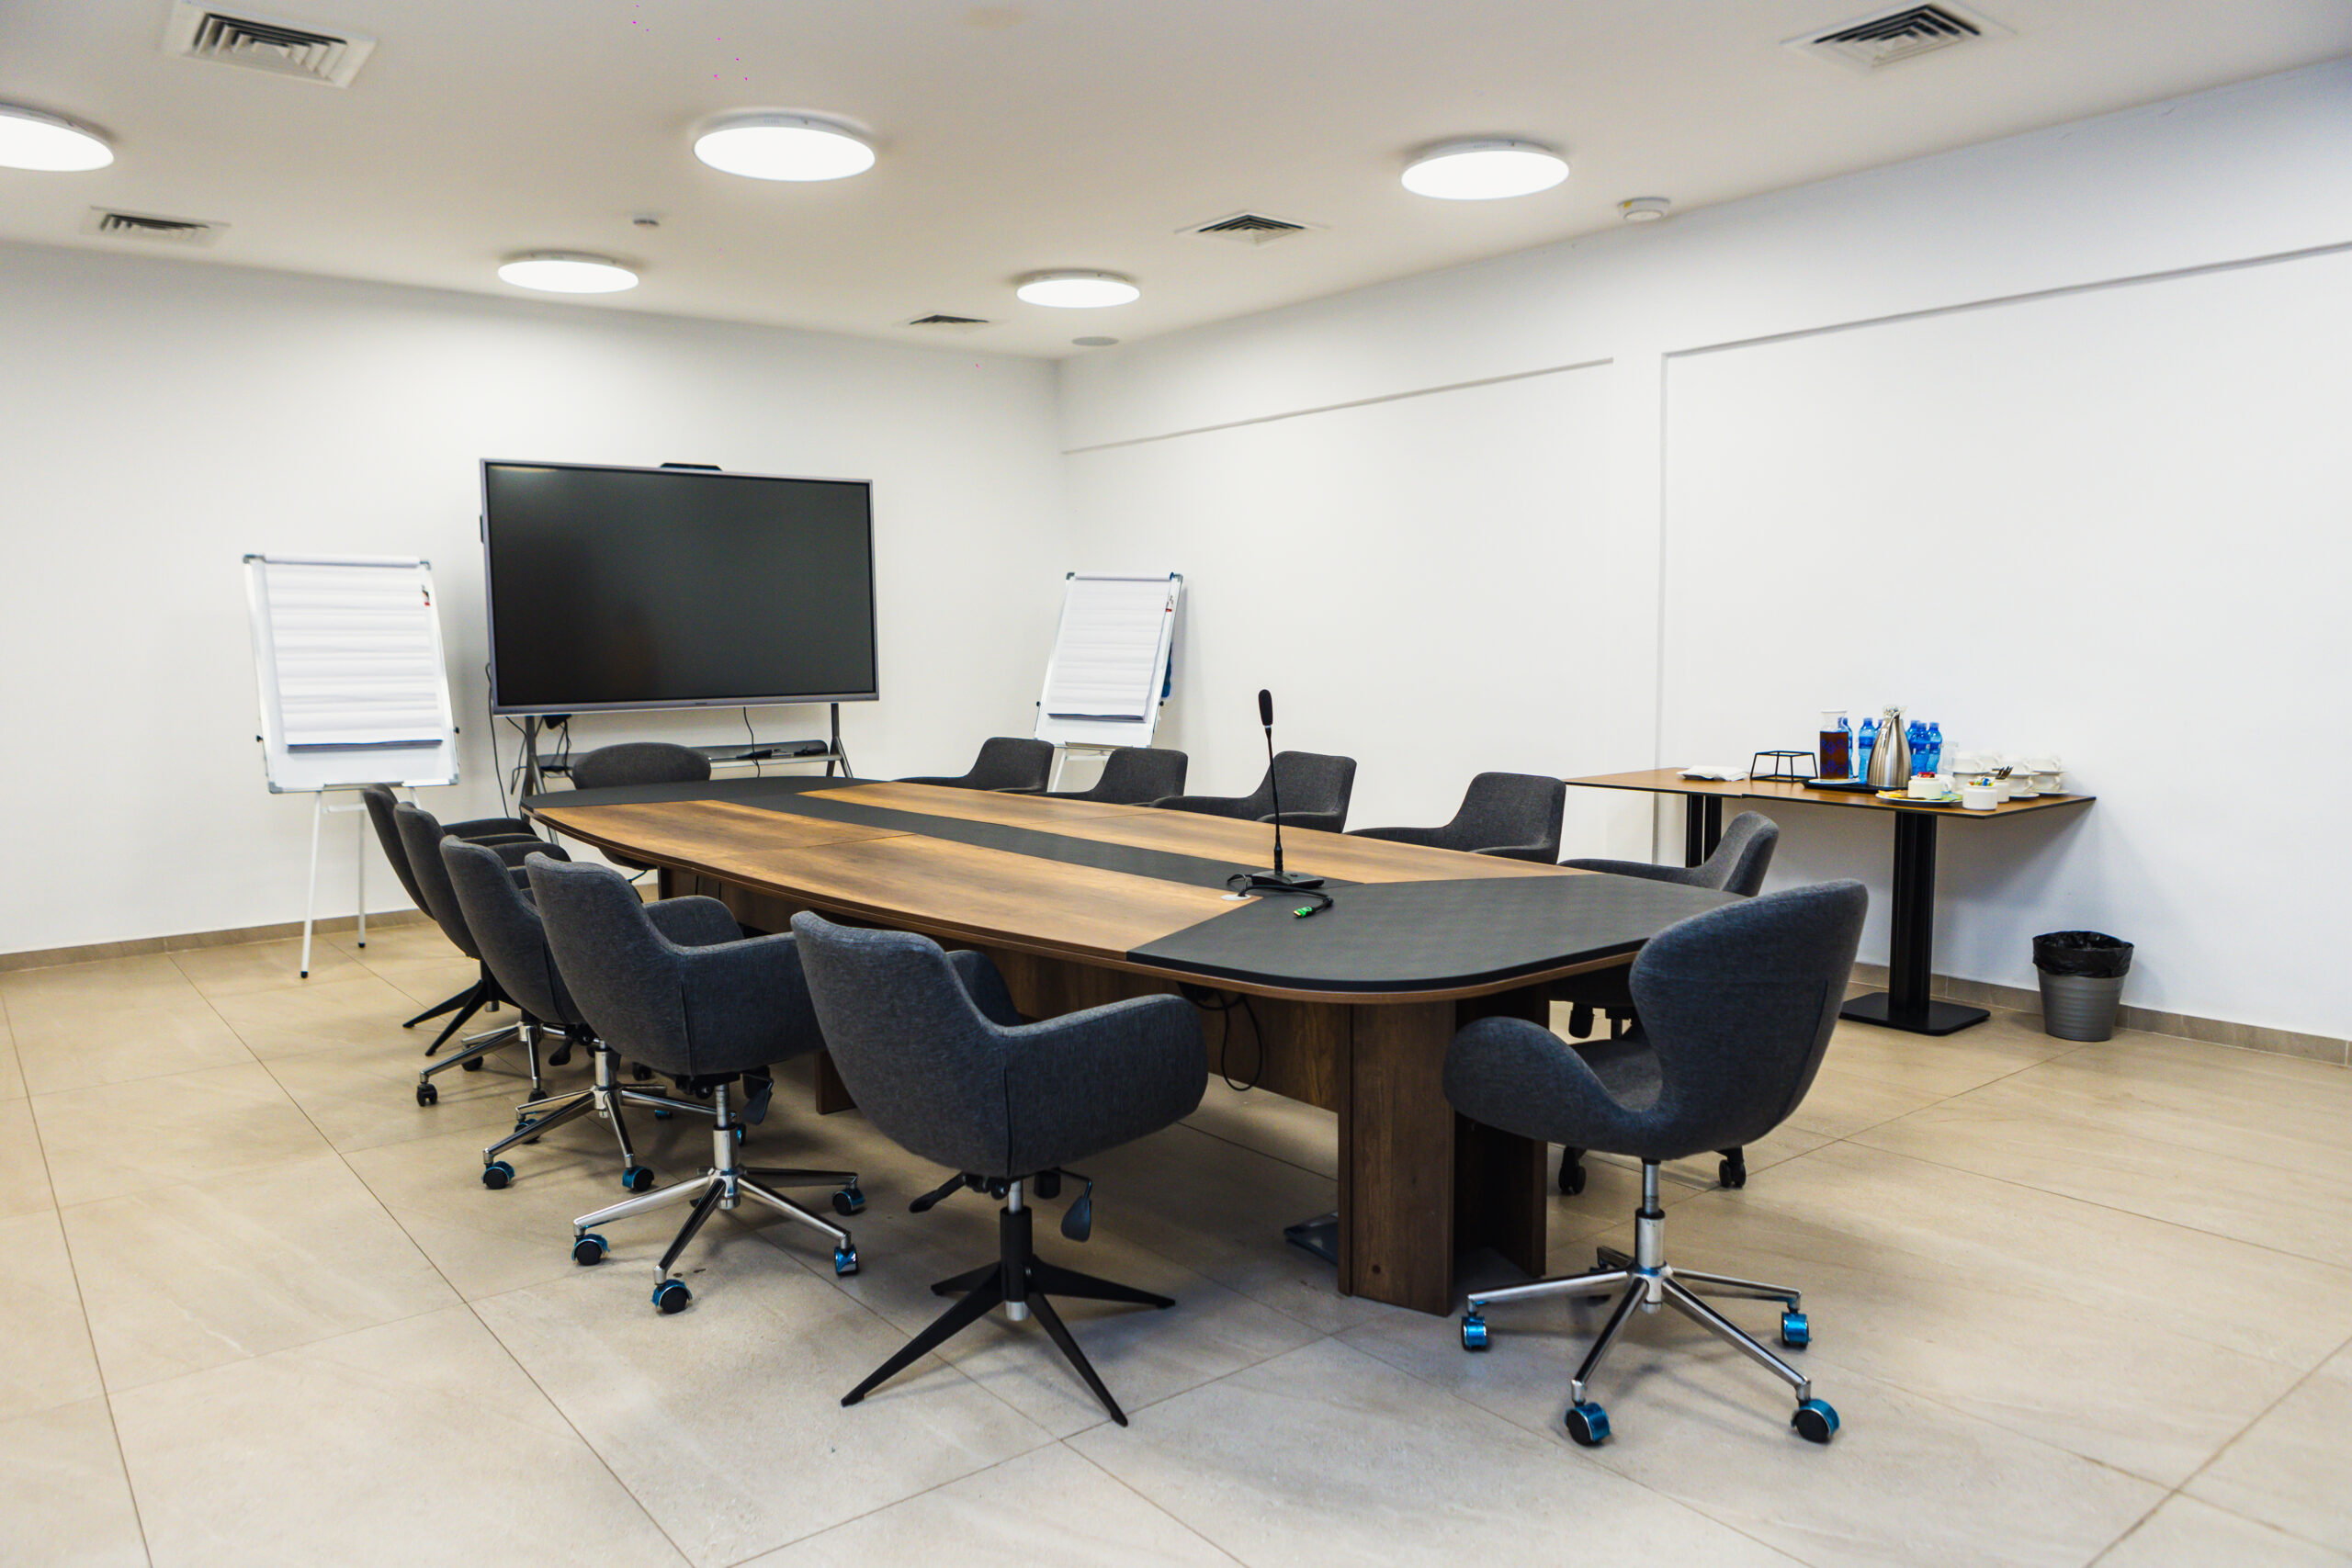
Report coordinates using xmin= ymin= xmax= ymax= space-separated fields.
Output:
xmin=481 ymin=460 xmax=877 ymax=714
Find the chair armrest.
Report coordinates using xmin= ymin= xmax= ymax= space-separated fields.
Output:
xmin=493 ymin=840 xmax=570 ymax=866
xmin=447 ymin=817 xmax=539 ymax=840
xmin=646 ymin=896 xmax=742 ymax=948
xmin=1475 ymin=842 xmax=1559 ymax=864
xmin=1260 ymin=809 xmax=1345 ymax=833
xmin=999 ymin=995 xmax=1206 ymax=1171
xmin=1350 ymin=824 xmax=1443 ymax=847
xmin=673 ymin=931 xmax=820 ymax=1060
xmin=896 ymin=775 xmax=962 ymax=788
xmin=1563 ymin=857 xmax=1703 ymax=887
xmin=947 ymin=948 xmax=1023 ymax=1027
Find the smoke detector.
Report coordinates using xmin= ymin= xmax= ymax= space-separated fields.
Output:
xmin=163 ymin=2 xmax=376 ymax=88
xmin=1789 ymin=5 xmax=2007 ymax=72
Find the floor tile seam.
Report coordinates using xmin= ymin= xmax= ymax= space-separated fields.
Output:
xmin=448 ymin=1294 xmax=699 ymax=1568
xmin=2167 ymin=1320 xmax=2352 ymax=1551
xmin=31 ymin=1103 xmax=160 ymax=1567
xmin=2085 ymin=1490 xmax=2181 ymax=1567
xmin=1170 ymin=1114 xmax=1339 ymax=1183
xmin=1057 ymin=1441 xmax=1253 ymax=1566
xmin=1823 ymin=1133 xmax=2352 ymax=1280
xmin=21 ymin=1049 xmax=274 ymax=1110
xmin=44 ymin=1109 xmax=356 ymax=1215
xmin=88 ymin=1293 xmax=474 ymax=1402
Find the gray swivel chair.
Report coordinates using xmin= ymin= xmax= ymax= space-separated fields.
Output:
xmin=1046 ymin=746 xmax=1188 ymax=805
xmin=1157 ymin=750 xmax=1357 ymax=833
xmin=1445 ymin=881 xmax=1867 ymax=1448
xmin=361 ymin=784 xmax=541 ymax=1036
xmin=1554 ymin=811 xmax=1781 ymax=1193
xmin=529 ymin=857 xmax=863 ymax=1313
xmin=899 ymin=737 xmax=1054 ymax=793
xmin=392 ymin=803 xmax=569 ymax=1102
xmin=792 ymin=913 xmax=1206 ymax=1427
xmin=565 ymin=743 xmax=713 ymax=871
xmin=1350 ymin=772 xmax=1566 ymax=863
xmin=441 ymin=839 xmax=718 ymax=1193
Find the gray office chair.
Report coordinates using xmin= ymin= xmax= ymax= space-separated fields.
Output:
xmin=392 ymin=803 xmax=569 ymax=1102
xmin=529 ymin=857 xmax=862 ymax=1313
xmin=361 ymin=784 xmax=541 ymax=1037
xmin=1157 ymin=750 xmax=1358 ymax=833
xmin=792 ymin=912 xmax=1206 ymax=1427
xmin=441 ymin=839 xmax=717 ymax=1193
xmin=1445 ymin=880 xmax=1867 ymax=1447
xmin=899 ymin=737 xmax=1054 ymax=793
xmin=1555 ymin=811 xmax=1781 ymax=1192
xmin=1046 ymin=746 xmax=1189 ymax=805
xmin=566 ymin=743 xmax=713 ymax=871
xmin=1350 ymin=772 xmax=1566 ymax=863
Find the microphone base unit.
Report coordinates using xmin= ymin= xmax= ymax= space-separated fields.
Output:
xmin=1238 ymin=869 xmax=1326 ymax=894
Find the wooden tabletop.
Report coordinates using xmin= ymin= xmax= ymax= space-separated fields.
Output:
xmin=1567 ymin=767 xmax=2093 ymax=818
xmin=525 ymin=778 xmax=1724 ymax=1002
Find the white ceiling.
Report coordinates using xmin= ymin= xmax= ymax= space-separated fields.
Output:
xmin=2 ymin=1 xmax=2346 ymax=358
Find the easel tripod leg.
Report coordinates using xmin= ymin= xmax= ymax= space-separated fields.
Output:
xmin=301 ymin=792 xmax=322 ymax=979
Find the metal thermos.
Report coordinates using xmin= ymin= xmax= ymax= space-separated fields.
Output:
xmin=1865 ymin=705 xmax=1912 ymax=789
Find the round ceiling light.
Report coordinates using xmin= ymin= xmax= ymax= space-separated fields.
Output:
xmin=694 ymin=114 xmax=876 ymax=181
xmin=0 ymin=104 xmax=115 ymax=172
xmin=1401 ymin=139 xmax=1567 ymax=201
xmin=497 ymin=253 xmax=639 ymax=294
xmin=1619 ymin=197 xmax=1672 ymax=223
xmin=1015 ymin=271 xmax=1140 ymax=309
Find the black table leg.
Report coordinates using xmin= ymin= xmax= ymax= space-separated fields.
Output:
xmin=1839 ymin=811 xmax=1990 ymax=1036
xmin=1683 ymin=795 xmax=1723 ymax=868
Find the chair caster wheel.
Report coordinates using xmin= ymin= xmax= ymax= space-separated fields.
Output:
xmin=415 ymin=1083 xmax=438 ymax=1107
xmin=571 ymin=1233 xmax=607 ymax=1266
xmin=832 ymin=1246 xmax=859 ymax=1277
xmin=1792 ymin=1398 xmax=1839 ymax=1444
xmin=1780 ymin=1310 xmax=1809 ymax=1349
xmin=481 ymin=1161 xmax=514 ymax=1190
xmin=831 ymin=1185 xmax=865 ymax=1217
xmin=651 ymin=1105 xmax=673 ymax=1120
xmin=1460 ymin=1314 xmax=1488 ymax=1352
xmin=461 ymin=1056 xmax=484 ymax=1072
xmin=1719 ymin=1154 xmax=1747 ymax=1189
xmin=632 ymin=1065 xmax=654 ymax=1081
xmin=651 ymin=1279 xmax=691 ymax=1314
xmin=1566 ymin=1401 xmax=1611 ymax=1447
xmin=1557 ymin=1154 xmax=1586 ymax=1196
xmin=732 ymin=1126 xmax=745 ymax=1143
xmin=621 ymin=1166 xmax=654 ymax=1193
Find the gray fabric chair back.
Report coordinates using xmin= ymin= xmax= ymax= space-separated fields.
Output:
xmin=1628 ymin=881 xmax=1865 ymax=1150
xmin=1161 ymin=750 xmax=1357 ymax=831
xmin=1702 ymin=811 xmax=1780 ymax=897
xmin=905 ymin=737 xmax=1054 ymax=793
xmin=1053 ymin=747 xmax=1188 ymax=804
xmin=526 ymin=856 xmax=813 ymax=1078
xmin=363 ymin=785 xmax=432 ymax=915
xmin=569 ymin=741 xmax=712 ymax=792
xmin=792 ymin=913 xmax=1206 ymax=1179
xmin=1445 ymin=882 xmax=1865 ymax=1165
xmin=1353 ymin=772 xmax=1564 ymax=861
xmin=442 ymin=838 xmax=572 ymax=1028
xmin=393 ymin=804 xmax=481 ymax=960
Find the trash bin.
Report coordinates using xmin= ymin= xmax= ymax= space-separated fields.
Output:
xmin=2033 ymin=931 xmax=2132 ymax=1042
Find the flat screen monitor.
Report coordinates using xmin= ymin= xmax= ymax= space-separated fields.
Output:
xmin=480 ymin=459 xmax=877 ymax=714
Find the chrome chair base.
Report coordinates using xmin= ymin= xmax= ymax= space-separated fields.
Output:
xmin=570 ymin=1080 xmax=859 ymax=1311
xmin=481 ymin=1036 xmax=713 ymax=1187
xmin=1461 ymin=1162 xmax=1837 ymax=1445
xmin=414 ymin=1018 xmax=536 ymax=1104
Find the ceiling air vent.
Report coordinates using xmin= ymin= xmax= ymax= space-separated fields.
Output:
xmin=1790 ymin=5 xmax=2006 ymax=72
xmin=1185 ymin=212 xmax=1314 ymax=247
xmin=905 ymin=313 xmax=993 ymax=331
xmin=84 ymin=208 xmax=227 ymax=246
xmin=163 ymin=1 xmax=377 ymax=87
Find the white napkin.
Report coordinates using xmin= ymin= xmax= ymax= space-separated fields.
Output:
xmin=1679 ymin=765 xmax=1748 ymax=782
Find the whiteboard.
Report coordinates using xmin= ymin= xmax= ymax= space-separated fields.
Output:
xmin=1035 ymin=572 xmax=1181 ymax=749
xmin=244 ymin=554 xmax=459 ymax=792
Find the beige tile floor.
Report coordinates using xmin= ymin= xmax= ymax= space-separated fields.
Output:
xmin=3 ymin=924 xmax=2346 ymax=1567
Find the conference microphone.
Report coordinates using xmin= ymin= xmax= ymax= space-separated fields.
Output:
xmin=1237 ymin=688 xmax=1325 ymax=896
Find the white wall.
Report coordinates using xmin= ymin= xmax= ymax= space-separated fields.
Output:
xmin=0 ymin=244 xmax=1068 ymax=955
xmin=1058 ymin=61 xmax=2352 ymax=1039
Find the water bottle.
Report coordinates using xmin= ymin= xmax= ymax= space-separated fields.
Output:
xmin=1857 ymin=716 xmax=1879 ymax=782
xmin=1925 ymin=722 xmax=1944 ymax=775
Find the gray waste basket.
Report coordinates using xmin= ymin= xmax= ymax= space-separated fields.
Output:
xmin=2033 ymin=931 xmax=2132 ymax=1042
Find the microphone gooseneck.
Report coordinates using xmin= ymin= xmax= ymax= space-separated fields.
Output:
xmin=1259 ymin=688 xmax=1283 ymax=875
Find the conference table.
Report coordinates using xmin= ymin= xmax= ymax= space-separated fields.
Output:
xmin=525 ymin=776 xmax=1731 ymax=1316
